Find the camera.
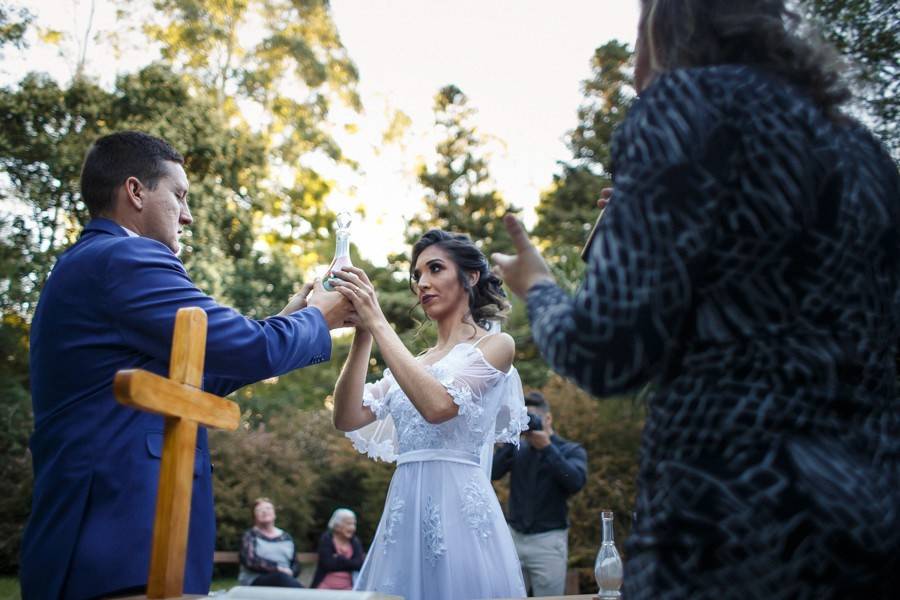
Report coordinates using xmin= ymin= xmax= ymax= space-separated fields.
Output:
xmin=527 ymin=412 xmax=543 ymax=432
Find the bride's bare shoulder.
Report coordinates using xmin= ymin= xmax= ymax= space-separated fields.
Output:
xmin=477 ymin=333 xmax=515 ymax=373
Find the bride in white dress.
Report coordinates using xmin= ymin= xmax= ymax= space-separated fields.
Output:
xmin=330 ymin=229 xmax=528 ymax=600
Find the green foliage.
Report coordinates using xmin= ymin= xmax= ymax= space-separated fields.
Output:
xmin=0 ymin=576 xmax=21 ymax=600
xmin=0 ymin=2 xmax=31 ymax=51
xmin=144 ymin=0 xmax=360 ymax=163
xmin=234 ymin=334 xmax=352 ymax=424
xmin=0 ymin=0 xmax=363 ymax=574
xmin=209 ymin=413 xmax=320 ymax=550
xmin=2 ymin=2 xmax=898 ymax=583
xmin=534 ymin=40 xmax=634 ymax=288
xmin=492 ymin=375 xmax=643 ymax=572
xmin=209 ymin=408 xmax=394 ymax=552
xmin=408 ymin=85 xmax=518 ymax=256
xmin=802 ymin=0 xmax=900 ymax=161
xmin=0 ymin=63 xmax=307 ymax=319
xmin=0 ymin=73 xmax=111 ymax=314
xmin=548 ymin=378 xmax=643 ymax=567
xmin=503 ymin=296 xmax=553 ymax=389
xmin=0 ymin=313 xmax=32 ymax=574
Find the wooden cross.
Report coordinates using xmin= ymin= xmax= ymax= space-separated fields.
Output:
xmin=114 ymin=307 xmax=240 ymax=599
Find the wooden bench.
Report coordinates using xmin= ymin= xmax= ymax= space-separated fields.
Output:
xmin=565 ymin=568 xmax=581 ymax=594
xmin=214 ymin=551 xmax=318 ymax=565
xmin=214 ymin=550 xmax=318 ymax=587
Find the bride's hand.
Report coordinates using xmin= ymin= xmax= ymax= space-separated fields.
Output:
xmin=330 ymin=266 xmax=386 ymax=330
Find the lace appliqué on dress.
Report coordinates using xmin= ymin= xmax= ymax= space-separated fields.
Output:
xmin=430 ymin=363 xmax=484 ymax=435
xmin=361 ymin=377 xmax=390 ymax=419
xmin=461 ymin=477 xmax=493 ymax=541
xmin=381 ymin=496 xmax=405 ymax=553
xmin=347 ymin=429 xmax=397 ymax=462
xmin=422 ymin=496 xmax=447 ymax=566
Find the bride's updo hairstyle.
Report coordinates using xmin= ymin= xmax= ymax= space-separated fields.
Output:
xmin=410 ymin=229 xmax=511 ymax=328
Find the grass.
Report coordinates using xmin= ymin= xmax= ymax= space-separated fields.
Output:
xmin=0 ymin=577 xmax=20 ymax=600
xmin=211 ymin=576 xmax=240 ymax=591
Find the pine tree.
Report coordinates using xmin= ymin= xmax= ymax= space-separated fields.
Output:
xmin=409 ymin=84 xmax=516 ymax=255
xmin=802 ymin=0 xmax=899 ymax=161
xmin=533 ymin=41 xmax=634 ymax=287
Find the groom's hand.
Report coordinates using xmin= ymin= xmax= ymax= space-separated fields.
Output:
xmin=307 ymin=278 xmax=354 ymax=329
xmin=277 ymin=281 xmax=315 ymax=316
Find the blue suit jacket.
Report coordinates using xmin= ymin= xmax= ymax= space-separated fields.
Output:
xmin=21 ymin=219 xmax=332 ymax=600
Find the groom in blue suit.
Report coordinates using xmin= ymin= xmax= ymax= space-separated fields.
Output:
xmin=20 ymin=131 xmax=352 ymax=600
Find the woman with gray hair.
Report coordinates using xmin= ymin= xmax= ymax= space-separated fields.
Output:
xmin=493 ymin=0 xmax=900 ymax=597
xmin=311 ymin=508 xmax=365 ymax=590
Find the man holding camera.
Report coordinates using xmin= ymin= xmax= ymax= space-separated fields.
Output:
xmin=491 ymin=391 xmax=588 ymax=596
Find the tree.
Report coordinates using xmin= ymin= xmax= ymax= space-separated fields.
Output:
xmin=0 ymin=1 xmax=31 ymax=52
xmin=209 ymin=406 xmax=394 ymax=553
xmin=0 ymin=311 xmax=32 ymax=573
xmin=141 ymin=0 xmax=361 ymax=246
xmin=533 ymin=41 xmax=634 ymax=288
xmin=0 ymin=64 xmax=304 ymax=317
xmin=535 ymin=375 xmax=643 ymax=586
xmin=0 ymin=0 xmax=368 ymax=576
xmin=0 ymin=60 xmax=337 ymax=571
xmin=802 ymin=0 xmax=900 ymax=161
xmin=409 ymin=84 xmax=517 ymax=255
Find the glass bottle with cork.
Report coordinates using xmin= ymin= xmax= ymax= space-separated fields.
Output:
xmin=594 ymin=509 xmax=623 ymax=598
xmin=323 ymin=211 xmax=353 ymax=291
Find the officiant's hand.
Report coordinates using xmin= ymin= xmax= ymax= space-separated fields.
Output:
xmin=329 ymin=266 xmax=385 ymax=330
xmin=491 ymin=214 xmax=555 ymax=299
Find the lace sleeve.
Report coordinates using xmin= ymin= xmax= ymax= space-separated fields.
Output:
xmin=361 ymin=369 xmax=394 ymax=420
xmin=345 ymin=370 xmax=400 ymax=462
xmin=429 ymin=345 xmax=509 ymax=436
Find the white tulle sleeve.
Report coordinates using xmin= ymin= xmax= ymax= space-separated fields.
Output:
xmin=491 ymin=366 xmax=528 ymax=444
xmin=428 ymin=348 xmax=510 ymax=437
xmin=345 ymin=370 xmax=400 ymax=462
xmin=430 ymin=346 xmax=528 ymax=443
xmin=477 ymin=365 xmax=528 ymax=477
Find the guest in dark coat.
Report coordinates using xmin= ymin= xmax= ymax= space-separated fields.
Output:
xmin=492 ymin=1 xmax=900 ymax=598
xmin=311 ymin=508 xmax=365 ymax=590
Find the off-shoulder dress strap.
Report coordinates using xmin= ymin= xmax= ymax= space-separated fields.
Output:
xmin=471 ymin=333 xmax=498 ymax=349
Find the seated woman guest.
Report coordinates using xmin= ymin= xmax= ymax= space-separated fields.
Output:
xmin=493 ymin=0 xmax=900 ymax=598
xmin=311 ymin=508 xmax=365 ymax=590
xmin=238 ymin=497 xmax=302 ymax=588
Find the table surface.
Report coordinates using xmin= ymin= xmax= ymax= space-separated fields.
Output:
xmin=120 ymin=593 xmax=603 ymax=599
xmin=495 ymin=596 xmax=599 ymax=600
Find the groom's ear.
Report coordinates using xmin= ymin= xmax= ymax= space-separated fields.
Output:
xmin=123 ymin=176 xmax=144 ymax=210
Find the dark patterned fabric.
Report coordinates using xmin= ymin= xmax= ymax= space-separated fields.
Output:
xmin=527 ymin=66 xmax=900 ymax=599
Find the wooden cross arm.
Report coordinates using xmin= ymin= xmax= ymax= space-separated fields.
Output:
xmin=114 ymin=369 xmax=240 ymax=431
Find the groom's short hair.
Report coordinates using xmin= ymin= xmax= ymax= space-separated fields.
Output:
xmin=80 ymin=131 xmax=184 ymax=218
